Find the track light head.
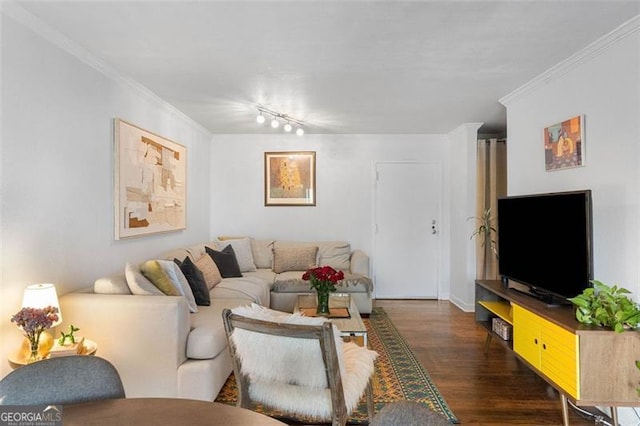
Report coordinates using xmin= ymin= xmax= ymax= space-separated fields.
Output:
xmin=255 ymin=106 xmax=305 ymax=135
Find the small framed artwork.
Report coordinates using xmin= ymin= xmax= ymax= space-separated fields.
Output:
xmin=543 ymin=115 xmax=585 ymax=171
xmin=114 ymin=118 xmax=187 ymax=239
xmin=264 ymin=151 xmax=316 ymax=206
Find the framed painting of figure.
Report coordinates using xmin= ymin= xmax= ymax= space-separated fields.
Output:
xmin=543 ymin=115 xmax=585 ymax=171
xmin=264 ymin=151 xmax=316 ymax=206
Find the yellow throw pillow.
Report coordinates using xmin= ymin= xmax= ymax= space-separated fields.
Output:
xmin=140 ymin=260 xmax=180 ymax=296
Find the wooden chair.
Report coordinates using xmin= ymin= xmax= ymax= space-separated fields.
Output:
xmin=222 ymin=306 xmax=377 ymax=426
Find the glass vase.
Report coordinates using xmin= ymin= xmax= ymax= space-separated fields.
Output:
xmin=316 ymin=290 xmax=331 ymax=316
xmin=27 ymin=337 xmax=41 ymax=363
xmin=24 ymin=330 xmax=52 ymax=363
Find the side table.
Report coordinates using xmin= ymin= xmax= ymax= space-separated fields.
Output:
xmin=8 ymin=339 xmax=98 ymax=368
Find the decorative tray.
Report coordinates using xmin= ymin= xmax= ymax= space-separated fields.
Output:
xmin=299 ymin=307 xmax=351 ymax=318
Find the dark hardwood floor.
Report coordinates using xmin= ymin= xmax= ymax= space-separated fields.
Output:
xmin=375 ymin=299 xmax=598 ymax=425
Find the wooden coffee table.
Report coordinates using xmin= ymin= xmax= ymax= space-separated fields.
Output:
xmin=294 ymin=293 xmax=368 ymax=347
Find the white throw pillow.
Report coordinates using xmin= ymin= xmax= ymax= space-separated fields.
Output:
xmin=219 ymin=238 xmax=257 ymax=272
xmin=157 ymin=260 xmax=198 ymax=313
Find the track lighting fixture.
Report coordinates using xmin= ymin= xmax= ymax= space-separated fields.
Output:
xmin=255 ymin=106 xmax=305 ymax=135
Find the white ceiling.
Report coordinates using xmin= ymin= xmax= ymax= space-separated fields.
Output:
xmin=12 ymin=1 xmax=640 ymax=135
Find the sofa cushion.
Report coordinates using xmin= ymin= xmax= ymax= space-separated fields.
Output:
xmin=125 ymin=262 xmax=164 ymax=296
xmin=157 ymin=260 xmax=198 ymax=313
xmin=317 ymin=241 xmax=351 ymax=272
xmin=272 ymin=246 xmax=318 ymax=274
xmin=218 ymin=238 xmax=257 ymax=272
xmin=194 ymin=253 xmax=222 ymax=290
xmin=187 ymin=298 xmax=251 ymax=359
xmin=211 ymin=276 xmax=271 ymax=306
xmin=242 ymin=269 xmax=276 ymax=289
xmin=175 ymin=257 xmax=211 ymax=306
xmin=250 ymin=239 xmax=275 ymax=269
xmin=94 ymin=272 xmax=131 ymax=294
xmin=206 ymin=246 xmax=242 ymax=278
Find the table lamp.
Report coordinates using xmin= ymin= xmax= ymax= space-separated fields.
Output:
xmin=22 ymin=283 xmax=62 ymax=326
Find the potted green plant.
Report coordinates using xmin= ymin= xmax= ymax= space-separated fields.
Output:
xmin=468 ymin=207 xmax=499 ymax=279
xmin=567 ymin=280 xmax=640 ymax=333
xmin=568 ymin=280 xmax=640 ymax=396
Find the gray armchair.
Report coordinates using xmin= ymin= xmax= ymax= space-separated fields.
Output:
xmin=0 ymin=355 xmax=125 ymax=405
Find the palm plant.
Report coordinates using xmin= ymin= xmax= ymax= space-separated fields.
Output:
xmin=468 ymin=207 xmax=499 ymax=279
xmin=469 ymin=208 xmax=498 ymax=258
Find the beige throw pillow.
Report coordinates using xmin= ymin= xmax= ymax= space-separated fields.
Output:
xmin=194 ymin=253 xmax=223 ymax=290
xmin=272 ymin=246 xmax=318 ymax=273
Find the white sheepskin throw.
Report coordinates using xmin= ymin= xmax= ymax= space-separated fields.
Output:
xmin=230 ymin=304 xmax=378 ymax=420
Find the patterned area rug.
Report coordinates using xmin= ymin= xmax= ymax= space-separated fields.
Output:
xmin=215 ymin=306 xmax=459 ymax=424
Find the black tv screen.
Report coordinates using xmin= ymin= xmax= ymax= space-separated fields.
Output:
xmin=497 ymin=190 xmax=593 ymax=303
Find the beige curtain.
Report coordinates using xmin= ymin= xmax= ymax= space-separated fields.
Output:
xmin=475 ymin=138 xmax=507 ymax=280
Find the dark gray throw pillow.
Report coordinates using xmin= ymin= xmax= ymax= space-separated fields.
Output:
xmin=206 ymin=245 xmax=243 ymax=278
xmin=174 ymin=257 xmax=210 ymax=306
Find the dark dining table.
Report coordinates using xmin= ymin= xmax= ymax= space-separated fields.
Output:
xmin=63 ymin=397 xmax=288 ymax=425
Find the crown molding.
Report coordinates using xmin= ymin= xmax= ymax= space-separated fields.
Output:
xmin=500 ymin=15 xmax=640 ymax=107
xmin=1 ymin=1 xmax=212 ymax=136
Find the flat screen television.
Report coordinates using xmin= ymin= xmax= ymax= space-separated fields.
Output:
xmin=497 ymin=189 xmax=593 ymax=305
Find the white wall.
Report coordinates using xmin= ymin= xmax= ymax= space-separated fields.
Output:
xmin=501 ymin=19 xmax=640 ymax=297
xmin=501 ymin=18 xmax=640 ymax=425
xmin=0 ymin=10 xmax=213 ymax=378
xmin=448 ymin=123 xmax=483 ymax=311
xmin=210 ymin=133 xmax=447 ymax=248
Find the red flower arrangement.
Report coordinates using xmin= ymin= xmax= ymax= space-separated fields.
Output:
xmin=302 ymin=266 xmax=345 ymax=293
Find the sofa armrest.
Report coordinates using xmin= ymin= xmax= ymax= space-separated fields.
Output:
xmin=58 ymin=293 xmax=191 ymax=397
xmin=350 ymin=249 xmax=370 ymax=276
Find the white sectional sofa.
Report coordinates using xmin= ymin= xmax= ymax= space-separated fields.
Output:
xmin=58 ymin=238 xmax=372 ymax=401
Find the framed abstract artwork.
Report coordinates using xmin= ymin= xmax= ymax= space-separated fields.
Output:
xmin=264 ymin=151 xmax=316 ymax=206
xmin=543 ymin=115 xmax=585 ymax=171
xmin=114 ymin=118 xmax=186 ymax=239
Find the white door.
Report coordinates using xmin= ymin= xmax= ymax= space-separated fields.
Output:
xmin=374 ymin=162 xmax=440 ymax=298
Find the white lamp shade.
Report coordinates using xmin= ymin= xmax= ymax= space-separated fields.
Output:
xmin=22 ymin=283 xmax=62 ymax=327
xmin=296 ymin=128 xmax=305 ymax=136
xmin=271 ymin=118 xmax=280 ymax=128
xmin=284 ymin=123 xmax=292 ymax=132
xmin=256 ymin=114 xmax=265 ymax=124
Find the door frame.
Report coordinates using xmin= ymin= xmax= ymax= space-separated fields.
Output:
xmin=371 ymin=160 xmax=444 ymax=300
